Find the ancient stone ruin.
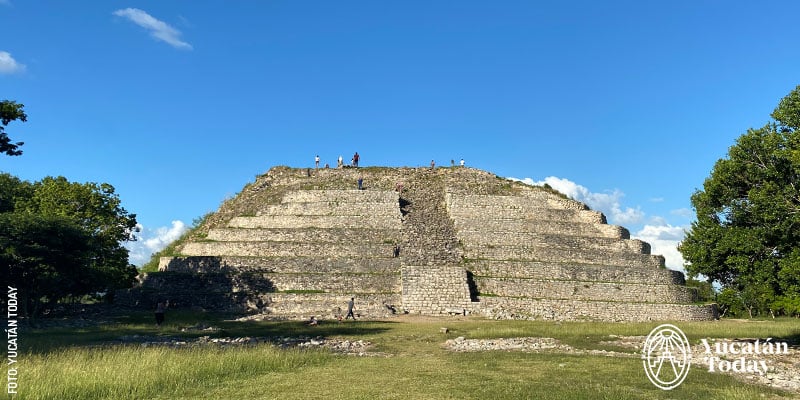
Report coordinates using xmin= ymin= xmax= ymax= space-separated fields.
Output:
xmin=118 ymin=166 xmax=717 ymax=322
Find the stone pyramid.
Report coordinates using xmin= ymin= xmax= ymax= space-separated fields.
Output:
xmin=120 ymin=166 xmax=717 ymax=322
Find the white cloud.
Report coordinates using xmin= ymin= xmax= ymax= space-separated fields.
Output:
xmin=633 ymin=223 xmax=688 ymax=272
xmin=126 ymin=220 xmax=188 ymax=266
xmin=113 ymin=8 xmax=193 ymax=50
xmin=0 ymin=51 xmax=25 ymax=74
xmin=511 ymin=176 xmax=645 ymax=225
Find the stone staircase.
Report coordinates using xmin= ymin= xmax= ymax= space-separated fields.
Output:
xmin=398 ymin=170 xmax=476 ymax=315
xmin=118 ymin=166 xmax=717 ymax=322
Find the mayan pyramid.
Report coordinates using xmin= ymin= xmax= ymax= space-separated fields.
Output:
xmin=120 ymin=166 xmax=717 ymax=322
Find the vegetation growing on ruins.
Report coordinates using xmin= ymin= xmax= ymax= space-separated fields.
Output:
xmin=680 ymin=85 xmax=800 ymax=318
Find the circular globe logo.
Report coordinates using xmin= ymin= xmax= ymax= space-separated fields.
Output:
xmin=642 ymin=324 xmax=692 ymax=390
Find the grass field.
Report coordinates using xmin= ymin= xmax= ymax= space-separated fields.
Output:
xmin=6 ymin=311 xmax=800 ymax=400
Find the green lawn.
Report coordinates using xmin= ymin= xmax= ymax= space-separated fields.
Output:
xmin=7 ymin=312 xmax=800 ymax=400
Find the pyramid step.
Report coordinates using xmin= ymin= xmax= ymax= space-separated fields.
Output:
xmin=466 ymin=259 xmax=683 ymax=285
xmin=452 ymin=218 xmax=629 ymax=239
xmin=181 ymin=241 xmax=399 ymax=258
xmin=457 ymin=231 xmax=648 ymax=253
xmin=475 ymin=277 xmax=696 ymax=303
xmin=282 ymin=190 xmax=399 ymax=204
xmin=259 ymin=201 xmax=400 ymax=217
xmin=446 ymin=193 xmax=588 ymax=211
xmin=463 ymin=245 xmax=663 ymax=268
xmin=263 ymin=272 xmax=400 ymax=293
xmin=448 ymin=207 xmax=605 ymax=224
xmin=477 ymin=297 xmax=717 ymax=322
xmin=206 ymin=228 xmax=400 ymax=243
xmin=228 ymin=215 xmax=401 ymax=229
xmin=160 ymin=256 xmax=402 ymax=274
xmin=256 ymin=293 xmax=402 ymax=319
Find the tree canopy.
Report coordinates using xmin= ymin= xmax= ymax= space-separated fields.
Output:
xmin=0 ymin=173 xmax=139 ymax=318
xmin=679 ymin=84 xmax=800 ymax=317
xmin=0 ymin=100 xmax=27 ymax=156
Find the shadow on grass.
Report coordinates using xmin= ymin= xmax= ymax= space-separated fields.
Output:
xmin=21 ymin=309 xmax=397 ymax=354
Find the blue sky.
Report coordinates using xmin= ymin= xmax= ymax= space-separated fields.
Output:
xmin=2 ymin=1 xmax=799 ymax=270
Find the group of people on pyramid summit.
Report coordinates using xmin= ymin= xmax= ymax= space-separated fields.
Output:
xmin=316 ymin=153 xmax=469 ymax=172
xmin=316 ymin=152 xmax=360 ymax=169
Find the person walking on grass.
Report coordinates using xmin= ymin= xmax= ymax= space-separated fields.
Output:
xmin=346 ymin=297 xmax=356 ymax=320
xmin=155 ymin=300 xmax=169 ymax=327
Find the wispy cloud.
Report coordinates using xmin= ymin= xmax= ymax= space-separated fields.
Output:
xmin=126 ymin=220 xmax=188 ymax=266
xmin=112 ymin=8 xmax=193 ymax=50
xmin=511 ymin=176 xmax=645 ymax=225
xmin=0 ymin=51 xmax=25 ymax=74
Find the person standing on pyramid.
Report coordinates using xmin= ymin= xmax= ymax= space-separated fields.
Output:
xmin=353 ymin=152 xmax=360 ymax=167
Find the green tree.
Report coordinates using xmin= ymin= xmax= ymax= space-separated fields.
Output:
xmin=0 ymin=173 xmax=139 ymax=317
xmin=0 ymin=212 xmax=91 ymax=317
xmin=0 ymin=100 xmax=28 ymax=156
xmin=679 ymin=85 xmax=800 ymax=317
